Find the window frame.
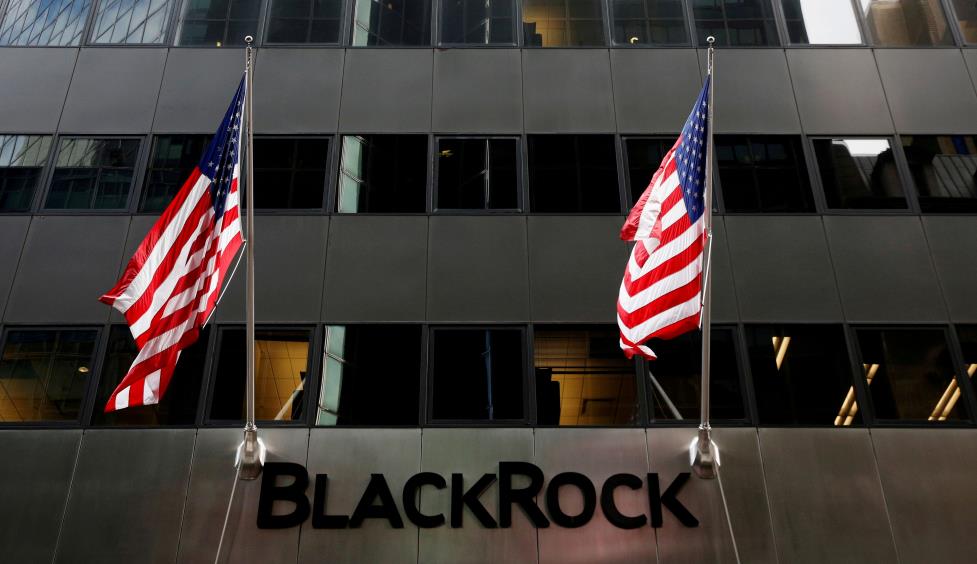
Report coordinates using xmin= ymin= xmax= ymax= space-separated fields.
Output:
xmin=334 ymin=132 xmax=431 ymax=215
xmin=606 ymin=0 xmax=693 ymax=47
xmin=852 ymin=0 xmax=962 ymax=49
xmin=0 ymin=133 xmax=56 ymax=215
xmin=436 ymin=0 xmax=520 ymax=46
xmin=713 ymin=133 xmax=819 ymax=215
xmin=432 ymin=135 xmax=524 ymax=214
xmin=174 ymin=0 xmax=267 ymax=47
xmin=620 ymin=134 xmax=677 ymax=207
xmin=251 ymin=134 xmax=333 ymax=213
xmin=769 ymin=0 xmax=866 ymax=48
xmin=83 ymin=0 xmax=179 ymax=46
xmin=689 ymin=0 xmax=782 ymax=48
xmin=137 ymin=133 xmax=211 ymax=214
xmin=520 ymin=0 xmax=610 ymax=47
xmin=0 ymin=0 xmax=99 ymax=47
xmin=346 ymin=0 xmax=434 ymax=47
xmin=262 ymin=0 xmax=346 ymax=45
xmin=898 ymin=133 xmax=977 ymax=214
xmin=945 ymin=0 xmax=977 ymax=46
xmin=39 ymin=134 xmax=148 ymax=214
xmin=526 ymin=133 xmax=626 ymax=215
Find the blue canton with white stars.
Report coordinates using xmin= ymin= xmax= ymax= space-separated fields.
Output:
xmin=199 ymin=77 xmax=246 ymax=220
xmin=674 ymin=76 xmax=710 ymax=223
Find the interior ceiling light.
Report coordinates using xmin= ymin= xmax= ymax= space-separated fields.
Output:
xmin=928 ymin=364 xmax=977 ymax=422
xmin=834 ymin=364 xmax=878 ymax=426
xmin=77 ymin=366 xmax=89 ymax=374
xmin=771 ymin=336 xmax=791 ymax=370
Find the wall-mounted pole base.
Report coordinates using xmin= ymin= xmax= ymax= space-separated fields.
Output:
xmin=690 ymin=424 xmax=720 ymax=480
xmin=236 ymin=425 xmax=265 ymax=481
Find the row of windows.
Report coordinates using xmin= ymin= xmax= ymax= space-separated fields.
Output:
xmin=2 ymin=323 xmax=976 ymax=427
xmin=1 ymin=0 xmax=976 ymax=47
xmin=2 ymin=133 xmax=976 ymax=214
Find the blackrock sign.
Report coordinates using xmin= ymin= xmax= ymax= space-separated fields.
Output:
xmin=257 ymin=462 xmax=700 ymax=530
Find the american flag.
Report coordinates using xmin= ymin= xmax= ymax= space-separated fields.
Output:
xmin=98 ymin=77 xmax=246 ymax=412
xmin=618 ymin=77 xmax=711 ymax=359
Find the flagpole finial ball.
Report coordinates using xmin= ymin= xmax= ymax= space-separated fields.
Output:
xmin=245 ymin=35 xmax=254 ymax=44
xmin=706 ymin=36 xmax=715 ymax=45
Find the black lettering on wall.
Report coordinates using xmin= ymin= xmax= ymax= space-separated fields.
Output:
xmin=403 ymin=472 xmax=447 ymax=528
xmin=600 ymin=474 xmax=647 ymax=529
xmin=312 ymin=475 xmax=350 ymax=529
xmin=545 ymin=472 xmax=597 ymax=528
xmin=349 ymin=474 xmax=405 ymax=528
xmin=648 ymin=473 xmax=699 ymax=528
xmin=257 ymin=462 xmax=311 ymax=529
xmin=498 ymin=461 xmax=550 ymax=528
xmin=451 ymin=473 xmax=498 ymax=528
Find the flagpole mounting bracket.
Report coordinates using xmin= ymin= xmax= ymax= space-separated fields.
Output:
xmin=690 ymin=424 xmax=719 ymax=479
xmin=236 ymin=425 xmax=265 ymax=480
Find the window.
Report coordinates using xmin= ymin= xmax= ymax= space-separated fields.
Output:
xmin=522 ymin=0 xmax=605 ymax=46
xmin=0 ymin=328 xmax=98 ymax=423
xmin=178 ymin=0 xmax=261 ymax=46
xmin=779 ymin=0 xmax=861 ymax=44
xmin=254 ymin=137 xmax=329 ymax=209
xmin=45 ymin=138 xmax=140 ymax=210
xmin=692 ymin=0 xmax=778 ymax=46
xmin=430 ymin=327 xmax=525 ymax=422
xmin=440 ymin=0 xmax=515 ymax=44
xmin=859 ymin=0 xmax=953 ymax=46
xmin=716 ymin=135 xmax=815 ymax=213
xmin=436 ymin=138 xmax=519 ymax=211
xmin=140 ymin=135 xmax=209 ymax=213
xmin=350 ymin=0 xmax=431 ymax=45
xmin=266 ymin=0 xmax=342 ymax=43
xmin=747 ymin=325 xmax=860 ymax=426
xmin=209 ymin=328 xmax=313 ymax=423
xmin=956 ymin=325 xmax=977 ymax=391
xmin=0 ymin=135 xmax=51 ymax=212
xmin=609 ymin=0 xmax=688 ymax=45
xmin=812 ymin=137 xmax=908 ymax=210
xmin=90 ymin=0 xmax=174 ymax=44
xmin=624 ymin=137 xmax=675 ymax=206
xmin=337 ymin=135 xmax=427 ymax=213
xmin=317 ymin=325 xmax=421 ymax=426
xmin=528 ymin=135 xmax=620 ymax=213
xmin=951 ymin=0 xmax=977 ymax=43
xmin=901 ymin=135 xmax=977 ymax=213
xmin=0 ymin=0 xmax=91 ymax=45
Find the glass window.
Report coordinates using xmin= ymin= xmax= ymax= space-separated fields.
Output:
xmin=646 ymin=327 xmax=746 ymax=422
xmin=857 ymin=328 xmax=970 ymax=422
xmin=624 ymin=137 xmax=675 ymax=207
xmin=440 ymin=0 xmax=515 ymax=44
xmin=0 ymin=329 xmax=98 ymax=423
xmin=350 ymin=0 xmax=431 ymax=45
xmin=316 ymin=325 xmax=421 ymax=426
xmin=779 ymin=0 xmax=861 ymax=44
xmin=140 ymin=135 xmax=209 ymax=213
xmin=0 ymin=0 xmax=91 ymax=45
xmin=254 ymin=137 xmax=329 ymax=209
xmin=610 ymin=0 xmax=688 ymax=45
xmin=45 ymin=138 xmax=140 ymax=210
xmin=178 ymin=0 xmax=261 ymax=46
xmin=746 ymin=325 xmax=860 ymax=426
xmin=901 ymin=135 xmax=977 ymax=213
xmin=337 ymin=135 xmax=427 ymax=213
xmin=534 ymin=326 xmax=639 ymax=426
xmin=812 ymin=137 xmax=908 ymax=210
xmin=209 ymin=328 xmax=312 ymax=423
xmin=956 ymin=325 xmax=977 ymax=395
xmin=951 ymin=0 xmax=977 ymax=43
xmin=0 ymin=135 xmax=52 ymax=212
xmin=716 ymin=135 xmax=815 ymax=213
xmin=528 ymin=135 xmax=620 ymax=213
xmin=267 ymin=0 xmax=342 ymax=43
xmin=90 ymin=0 xmax=174 ymax=44
xmin=436 ymin=138 xmax=519 ymax=211
xmin=522 ymin=0 xmax=605 ymax=46
xmin=860 ymin=0 xmax=953 ymax=46
xmin=430 ymin=327 xmax=525 ymax=421
xmin=91 ymin=326 xmax=209 ymax=426
xmin=692 ymin=0 xmax=778 ymax=46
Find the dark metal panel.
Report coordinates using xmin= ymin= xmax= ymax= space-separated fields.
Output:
xmin=786 ymin=49 xmax=894 ymax=135
xmin=4 ymin=216 xmax=128 ymax=324
xmin=535 ymin=428 xmax=656 ymax=564
xmin=875 ymin=50 xmax=977 ymax=134
xmin=59 ymin=48 xmax=166 ymax=134
xmin=254 ymin=49 xmax=343 ymax=133
xmin=338 ymin=49 xmax=432 ymax=133
xmin=117 ymin=215 xmax=158 ymax=274
xmin=154 ymin=49 xmax=245 ymax=133
xmin=177 ymin=428 xmax=309 ymax=564
xmin=299 ymin=429 xmax=422 ymax=564
xmin=322 ymin=216 xmax=427 ymax=322
xmin=611 ymin=49 xmax=702 ymax=134
xmin=965 ymin=50 xmax=977 ymax=93
xmin=0 ymin=430 xmax=80 ymax=564
xmin=433 ymin=49 xmax=523 ymax=133
xmin=522 ymin=49 xmax=616 ymax=133
xmin=759 ymin=428 xmax=898 ymax=564
xmin=0 ymin=216 xmax=31 ymax=321
xmin=710 ymin=218 xmax=739 ymax=323
xmin=418 ymin=428 xmax=537 ymax=564
xmin=527 ymin=216 xmax=627 ymax=323
xmin=427 ymin=216 xmax=530 ymax=322
xmin=725 ymin=216 xmax=843 ymax=322
xmin=649 ymin=428 xmax=776 ymax=564
xmin=216 ymin=216 xmax=328 ymax=322
xmin=0 ymin=48 xmax=76 ymax=133
xmin=824 ymin=216 xmax=948 ymax=322
xmin=703 ymin=49 xmax=800 ymax=134
xmin=922 ymin=216 xmax=977 ymax=322
xmin=56 ymin=429 xmax=195 ymax=564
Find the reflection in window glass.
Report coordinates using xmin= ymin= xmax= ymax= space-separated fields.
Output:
xmin=267 ymin=0 xmax=342 ymax=43
xmin=0 ymin=0 xmax=91 ymax=45
xmin=317 ymin=325 xmax=421 ymax=426
xmin=430 ymin=328 xmax=524 ymax=421
xmin=140 ymin=135 xmax=210 ymax=213
xmin=0 ymin=135 xmax=51 ymax=212
xmin=210 ymin=328 xmax=312 ymax=422
xmin=178 ymin=0 xmax=261 ymax=46
xmin=254 ymin=138 xmax=328 ymax=209
xmin=812 ymin=138 xmax=907 ymax=210
xmin=951 ymin=0 xmax=977 ymax=43
xmin=338 ymin=135 xmax=427 ymax=213
xmin=522 ymin=0 xmax=605 ymax=46
xmin=91 ymin=0 xmax=173 ymax=43
xmin=436 ymin=138 xmax=519 ymax=211
xmin=860 ymin=0 xmax=953 ymax=46
xmin=901 ymin=135 xmax=977 ymax=213
xmin=692 ymin=0 xmax=778 ymax=46
xmin=610 ymin=0 xmax=688 ymax=45
xmin=0 ymin=329 xmax=97 ymax=422
xmin=625 ymin=137 xmax=675 ymax=206
xmin=780 ymin=0 xmax=861 ymax=44
xmin=716 ymin=135 xmax=814 ymax=213
xmin=46 ymin=138 xmax=140 ymax=210
xmin=528 ymin=135 xmax=620 ymax=213
xmin=857 ymin=328 xmax=968 ymax=422
xmin=350 ymin=0 xmax=431 ymax=45
xmin=441 ymin=0 xmax=515 ymax=44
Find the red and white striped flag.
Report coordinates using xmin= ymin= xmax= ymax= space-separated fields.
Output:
xmin=98 ymin=78 xmax=246 ymax=412
xmin=618 ymin=77 xmax=711 ymax=359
